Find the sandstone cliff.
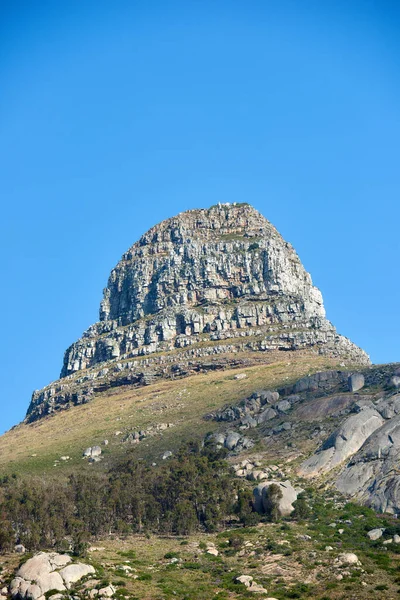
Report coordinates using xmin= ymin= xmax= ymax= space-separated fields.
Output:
xmin=26 ymin=203 xmax=369 ymax=422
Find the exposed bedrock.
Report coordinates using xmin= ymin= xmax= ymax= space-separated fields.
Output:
xmin=298 ymin=407 xmax=384 ymax=478
xmin=60 ymin=204 xmax=368 ymax=378
xmin=336 ymin=412 xmax=400 ymax=513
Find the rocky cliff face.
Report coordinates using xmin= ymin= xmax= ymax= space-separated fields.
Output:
xmin=27 ymin=203 xmax=369 ymax=422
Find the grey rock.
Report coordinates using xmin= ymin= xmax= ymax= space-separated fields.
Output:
xmin=98 ymin=585 xmax=115 ymax=598
xmin=390 ymin=376 xmax=400 ymax=389
xmin=10 ymin=552 xmax=95 ymax=600
xmin=281 ymin=370 xmax=350 ymax=397
xmin=375 ymin=395 xmax=400 ymax=420
xmin=299 ymin=407 xmax=384 ymax=477
xmin=11 ymin=553 xmax=72 ymax=600
xmin=237 ymin=436 xmax=254 ymax=450
xmin=241 ymin=415 xmax=258 ymax=428
xmin=210 ymin=433 xmax=226 ymax=446
xmin=257 ymin=407 xmax=277 ymax=424
xmin=348 ymin=373 xmax=365 ymax=392
xmin=205 ymin=430 xmax=252 ymax=453
xmin=367 ymin=528 xmax=385 ymax=541
xmin=234 ymin=373 xmax=247 ymax=380
xmin=83 ymin=446 xmax=102 ymax=459
xmin=259 ymin=390 xmax=279 ymax=405
xmin=225 ymin=432 xmax=242 ymax=450
xmin=162 ymin=451 xmax=173 ymax=460
xmin=235 ymin=575 xmax=253 ymax=587
xmin=59 ymin=563 xmax=95 ymax=588
xmin=336 ymin=553 xmax=360 ymax=566
xmin=335 ymin=414 xmax=400 ymax=512
xmin=276 ymin=400 xmax=291 ymax=413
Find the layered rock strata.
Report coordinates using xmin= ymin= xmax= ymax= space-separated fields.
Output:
xmin=26 ymin=203 xmax=369 ymax=422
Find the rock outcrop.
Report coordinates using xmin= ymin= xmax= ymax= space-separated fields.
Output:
xmin=10 ymin=552 xmax=95 ymax=600
xmin=26 ymin=204 xmax=369 ymax=422
xmin=336 ymin=413 xmax=400 ymax=513
xmin=299 ymin=407 xmax=384 ymax=477
xmin=288 ymin=363 xmax=400 ymax=514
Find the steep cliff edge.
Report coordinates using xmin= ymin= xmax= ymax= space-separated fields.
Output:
xmin=27 ymin=203 xmax=369 ymax=422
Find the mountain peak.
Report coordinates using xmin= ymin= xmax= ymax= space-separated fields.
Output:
xmin=27 ymin=204 xmax=369 ymax=422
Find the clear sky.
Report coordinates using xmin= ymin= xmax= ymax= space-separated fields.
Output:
xmin=1 ymin=0 xmax=399 ymax=433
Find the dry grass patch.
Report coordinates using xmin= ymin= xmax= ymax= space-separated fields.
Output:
xmin=0 ymin=353 xmax=348 ymax=475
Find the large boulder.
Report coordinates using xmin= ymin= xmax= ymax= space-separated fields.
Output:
xmin=298 ymin=407 xmax=384 ymax=477
xmin=59 ymin=564 xmax=95 ymax=588
xmin=11 ymin=554 xmax=69 ymax=600
xmin=256 ymin=407 xmax=277 ymax=424
xmin=10 ymin=552 xmax=95 ymax=600
xmin=294 ymin=394 xmax=361 ymax=422
xmin=348 ymin=373 xmax=365 ymax=392
xmin=253 ymin=480 xmax=300 ymax=516
xmin=367 ymin=528 xmax=385 ymax=541
xmin=225 ymin=432 xmax=242 ymax=450
xmin=280 ymin=370 xmax=349 ymax=397
xmin=375 ymin=394 xmax=400 ymax=420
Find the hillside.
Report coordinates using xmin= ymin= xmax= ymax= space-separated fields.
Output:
xmin=1 ymin=352 xmax=341 ymax=475
xmin=3 ymin=204 xmax=400 ymax=600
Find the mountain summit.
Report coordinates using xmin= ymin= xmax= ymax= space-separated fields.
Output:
xmin=27 ymin=203 xmax=368 ymax=421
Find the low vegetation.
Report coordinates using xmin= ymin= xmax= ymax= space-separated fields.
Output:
xmin=0 ymin=353 xmax=389 ymax=599
xmin=0 ymin=353 xmax=343 ymax=475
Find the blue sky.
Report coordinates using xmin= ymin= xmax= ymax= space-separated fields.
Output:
xmin=1 ymin=0 xmax=399 ymax=433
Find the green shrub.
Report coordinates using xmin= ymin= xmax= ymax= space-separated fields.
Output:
xmin=263 ymin=484 xmax=283 ymax=523
xmin=182 ymin=562 xmax=202 ymax=570
xmin=292 ymin=494 xmax=310 ymax=520
xmin=164 ymin=551 xmax=180 ymax=559
xmin=248 ymin=242 xmax=259 ymax=251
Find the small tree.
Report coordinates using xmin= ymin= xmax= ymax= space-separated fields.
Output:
xmin=173 ymin=500 xmax=198 ymax=535
xmin=292 ymin=493 xmax=310 ymax=521
xmin=0 ymin=517 xmax=14 ymax=552
xmin=263 ymin=484 xmax=282 ymax=523
xmin=236 ymin=488 xmax=259 ymax=526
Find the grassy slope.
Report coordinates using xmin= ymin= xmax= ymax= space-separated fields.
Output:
xmin=2 ymin=352 xmax=400 ymax=599
xmin=2 ymin=508 xmax=400 ymax=600
xmin=0 ymin=352 xmax=348 ymax=476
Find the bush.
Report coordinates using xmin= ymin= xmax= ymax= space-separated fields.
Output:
xmin=164 ymin=551 xmax=180 ymax=559
xmin=263 ymin=484 xmax=282 ymax=522
xmin=235 ymin=489 xmax=259 ymax=526
xmin=292 ymin=494 xmax=310 ymax=520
